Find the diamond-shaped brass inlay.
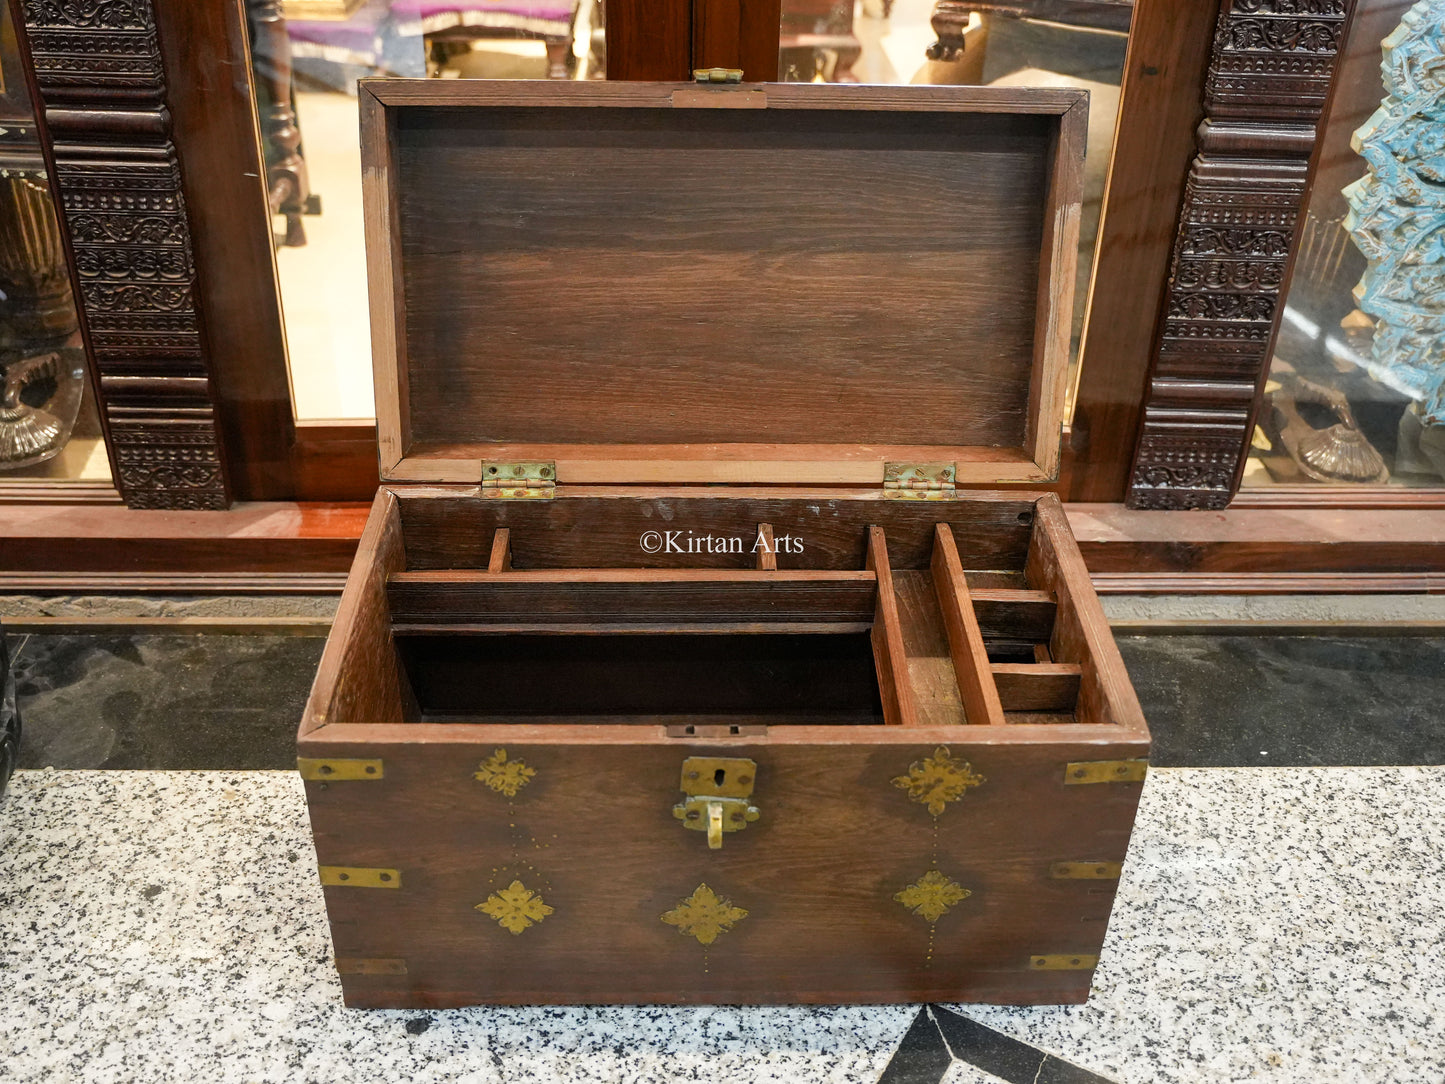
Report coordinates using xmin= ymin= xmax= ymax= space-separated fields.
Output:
xmin=476 ymin=880 xmax=553 ymax=934
xmin=473 ymin=748 xmax=536 ymax=797
xmin=892 ymin=746 xmax=985 ymax=816
xmin=894 ymin=869 xmax=972 ymax=923
xmin=661 ymin=883 xmax=748 ymax=945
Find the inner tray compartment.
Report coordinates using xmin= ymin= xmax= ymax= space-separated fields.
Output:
xmin=378 ymin=497 xmax=1092 ymax=727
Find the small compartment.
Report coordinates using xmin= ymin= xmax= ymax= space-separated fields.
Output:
xmin=878 ymin=521 xmax=1082 ymax=727
xmin=398 ymin=631 xmax=884 ymax=724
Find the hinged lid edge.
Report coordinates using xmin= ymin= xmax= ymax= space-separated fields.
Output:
xmin=362 ymin=81 xmax=1086 ymax=488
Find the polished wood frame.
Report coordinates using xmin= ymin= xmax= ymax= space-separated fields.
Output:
xmin=4 ymin=0 xmax=380 ymax=507
xmin=5 ymin=500 xmax=1444 ymax=594
xmin=7 ymin=0 xmax=233 ymax=509
xmin=2 ymin=0 xmax=1209 ymax=510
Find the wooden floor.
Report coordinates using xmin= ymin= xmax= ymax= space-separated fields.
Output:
xmin=2 ymin=501 xmax=1445 ymax=594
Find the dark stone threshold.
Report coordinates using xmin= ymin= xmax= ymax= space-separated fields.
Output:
xmin=5 ymin=630 xmax=1444 ymax=771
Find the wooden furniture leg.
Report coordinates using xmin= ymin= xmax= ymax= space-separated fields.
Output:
xmin=247 ymin=0 xmax=312 ymax=247
xmin=544 ymin=36 xmax=572 ymax=78
xmin=927 ymin=0 xmax=970 ymax=60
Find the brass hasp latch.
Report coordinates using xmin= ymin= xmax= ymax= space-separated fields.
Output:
xmin=672 ymin=756 xmax=760 ymax=850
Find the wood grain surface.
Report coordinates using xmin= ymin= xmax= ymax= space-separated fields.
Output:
xmin=300 ymin=732 xmax=1146 ymax=1006
xmin=301 ymin=491 xmax=414 ymax=736
xmin=388 ymin=569 xmax=879 ymax=625
xmin=358 ymin=81 xmax=1086 ymax=484
xmin=393 ymin=489 xmax=1040 ymax=572
xmin=931 ymin=523 xmax=1006 ymax=726
xmin=868 ymin=526 xmax=919 ymax=727
xmin=1027 ymin=495 xmax=1146 ymax=731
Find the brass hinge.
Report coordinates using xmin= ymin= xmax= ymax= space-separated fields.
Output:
xmin=1050 ymin=860 xmax=1123 ymax=880
xmin=335 ymin=957 xmax=408 ymax=976
xmin=1030 ymin=953 xmax=1098 ymax=971
xmin=883 ymin=462 xmax=956 ymax=500
xmin=298 ymin=757 xmax=383 ymax=781
xmin=1063 ymin=759 xmax=1148 ymax=784
xmin=319 ymin=866 xmax=401 ymax=888
xmin=480 ymin=460 xmax=556 ymax=499
xmin=693 ymin=67 xmax=743 ymax=83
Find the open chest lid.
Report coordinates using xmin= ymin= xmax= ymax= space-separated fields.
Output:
xmin=361 ymin=79 xmax=1086 ymax=490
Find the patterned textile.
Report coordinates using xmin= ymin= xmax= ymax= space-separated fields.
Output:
xmin=287 ymin=0 xmax=392 ymax=66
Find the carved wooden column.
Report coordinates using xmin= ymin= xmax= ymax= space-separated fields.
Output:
xmin=17 ymin=0 xmax=230 ymax=509
xmin=1125 ymin=0 xmax=1352 ymax=510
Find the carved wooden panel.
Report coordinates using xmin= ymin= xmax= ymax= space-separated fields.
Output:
xmin=1126 ymin=0 xmax=1352 ymax=510
xmin=18 ymin=0 xmax=230 ymax=509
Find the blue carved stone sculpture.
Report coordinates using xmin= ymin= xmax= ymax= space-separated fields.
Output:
xmin=1344 ymin=0 xmax=1445 ymax=425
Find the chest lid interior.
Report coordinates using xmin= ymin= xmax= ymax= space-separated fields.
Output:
xmin=361 ymin=80 xmax=1086 ymax=488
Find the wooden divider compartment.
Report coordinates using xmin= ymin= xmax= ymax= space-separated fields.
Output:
xmin=312 ymin=488 xmax=1103 ymax=730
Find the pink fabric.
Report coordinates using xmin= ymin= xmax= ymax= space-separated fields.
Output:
xmin=286 ymin=0 xmax=390 ymax=61
xmin=287 ymin=17 xmax=385 ymax=54
xmin=391 ymin=0 xmax=576 ymax=25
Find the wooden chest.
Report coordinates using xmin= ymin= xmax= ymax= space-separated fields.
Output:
xmin=299 ymin=79 xmax=1149 ymax=1008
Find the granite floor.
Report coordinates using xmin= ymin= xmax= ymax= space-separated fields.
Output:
xmin=2 ymin=628 xmax=1445 ymax=1082
xmin=2 ymin=767 xmax=1442 ymax=1084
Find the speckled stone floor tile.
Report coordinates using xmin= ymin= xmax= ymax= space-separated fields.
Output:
xmin=950 ymin=766 xmax=1445 ymax=1084
xmin=1 ymin=766 xmax=1442 ymax=1083
xmin=0 ymin=770 xmax=911 ymax=1084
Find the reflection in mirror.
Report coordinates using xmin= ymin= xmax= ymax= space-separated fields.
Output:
xmin=779 ymin=0 xmax=1131 ymax=416
xmin=0 ymin=1 xmax=108 ymax=486
xmin=1245 ymin=0 xmax=1442 ymax=490
xmin=246 ymin=0 xmax=602 ymax=422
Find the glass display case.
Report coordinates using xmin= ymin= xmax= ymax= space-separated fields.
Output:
xmin=0 ymin=2 xmax=109 ymax=490
xmin=777 ymin=0 xmax=1130 ymax=420
xmin=1244 ymin=0 xmax=1443 ymax=490
xmin=246 ymin=0 xmax=602 ymax=425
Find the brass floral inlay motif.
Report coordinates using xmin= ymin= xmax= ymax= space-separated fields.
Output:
xmin=474 ymin=748 xmax=536 ymax=797
xmin=892 ymin=746 xmax=984 ymax=816
xmin=477 ymin=879 xmax=553 ymax=934
xmin=661 ymin=883 xmax=748 ymax=945
xmin=894 ymin=869 xmax=971 ymax=923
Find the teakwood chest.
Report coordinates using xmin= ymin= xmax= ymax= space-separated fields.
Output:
xmin=299 ymin=78 xmax=1150 ymax=1008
